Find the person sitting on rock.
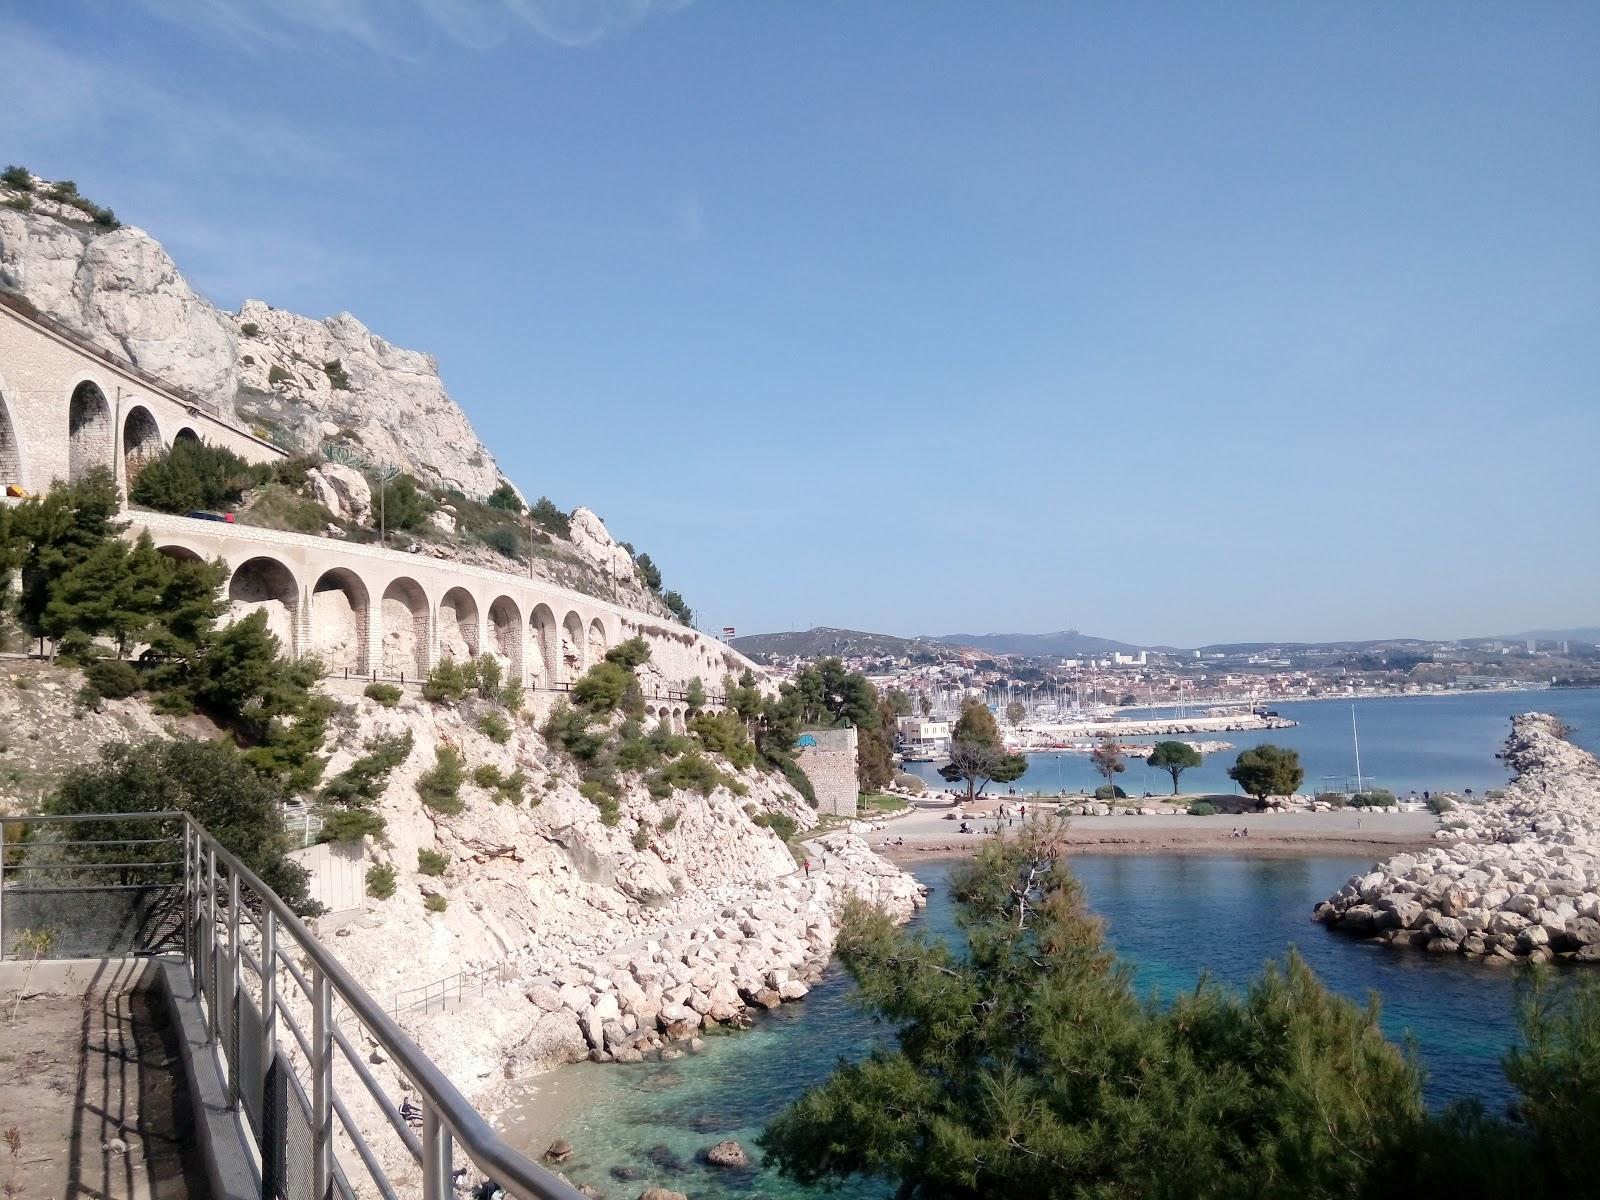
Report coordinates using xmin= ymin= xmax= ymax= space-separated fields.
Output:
xmin=400 ymin=1096 xmax=423 ymax=1127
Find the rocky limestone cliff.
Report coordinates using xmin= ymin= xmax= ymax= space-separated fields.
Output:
xmin=1315 ymin=713 xmax=1600 ymax=962
xmin=293 ymin=687 xmax=922 ymax=1185
xmin=1 ymin=171 xmax=675 ymax=616
xmin=0 ymin=171 xmax=501 ymax=497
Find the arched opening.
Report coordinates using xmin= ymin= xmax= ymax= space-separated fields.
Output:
xmin=561 ymin=611 xmax=586 ymax=682
xmin=381 ymin=577 xmax=430 ymax=678
xmin=68 ymin=381 xmax=113 ymax=483
xmin=587 ymin=617 xmax=608 ymax=665
xmin=174 ymin=427 xmax=200 ymax=444
xmin=227 ymin=556 xmax=299 ymax=652
xmin=121 ymin=405 xmax=161 ymax=480
xmin=0 ymin=388 xmax=22 ymax=490
xmin=488 ymin=596 xmax=523 ymax=682
xmin=437 ymin=587 xmax=479 ymax=663
xmin=310 ymin=568 xmax=370 ymax=674
xmin=529 ymin=604 xmax=558 ymax=687
xmin=155 ymin=544 xmax=203 ymax=564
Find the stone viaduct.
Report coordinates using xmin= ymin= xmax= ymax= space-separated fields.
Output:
xmin=0 ymin=293 xmax=750 ymax=727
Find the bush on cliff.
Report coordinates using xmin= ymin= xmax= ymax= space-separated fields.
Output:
xmin=84 ymin=658 xmax=143 ymax=700
xmin=418 ymin=746 xmax=465 ymax=814
xmin=129 ymin=438 xmax=268 ymax=514
xmin=365 ymin=863 xmax=396 ymax=900
xmin=317 ymin=730 xmax=413 ymax=840
xmin=364 ymin=681 xmax=402 ymax=707
xmin=45 ymin=738 xmax=316 ymax=915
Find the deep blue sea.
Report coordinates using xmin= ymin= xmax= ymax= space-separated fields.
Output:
xmin=502 ymin=854 xmax=1544 ymax=1199
xmin=903 ymin=687 xmax=1600 ymax=798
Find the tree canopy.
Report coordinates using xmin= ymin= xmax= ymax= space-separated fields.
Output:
xmin=938 ymin=698 xmax=1027 ymax=801
xmin=1228 ymin=744 xmax=1305 ymax=808
xmin=1089 ymin=737 xmax=1126 ymax=791
xmin=1147 ymin=740 xmax=1203 ymax=795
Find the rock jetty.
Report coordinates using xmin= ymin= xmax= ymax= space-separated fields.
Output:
xmin=1314 ymin=713 xmax=1600 ymax=962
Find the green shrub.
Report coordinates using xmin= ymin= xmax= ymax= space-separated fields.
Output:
xmin=893 ymin=772 xmax=926 ymax=794
xmin=3 ymin=195 xmax=32 ymax=212
xmin=498 ymin=681 xmax=524 ymax=712
xmin=662 ymin=590 xmax=694 ymax=626
xmin=318 ymin=731 xmax=413 ymax=841
xmin=1094 ymin=784 xmax=1128 ymax=801
xmin=1187 ymin=801 xmax=1218 ymax=816
xmin=573 ymin=661 xmax=634 ymax=714
xmin=482 ymin=526 xmax=522 ymax=559
xmin=423 ymin=893 xmax=448 ymax=913
xmin=542 ymin=701 xmax=605 ymax=763
xmin=364 ymin=681 xmax=402 ymax=707
xmin=129 ymin=438 xmax=269 ymax=513
xmin=604 ymin=637 xmax=653 ymax=669
xmin=240 ymin=321 xmax=260 ymax=337
xmin=752 ymin=810 xmax=798 ymax=842
xmin=486 ymin=483 xmax=523 ymax=513
xmin=472 ymin=655 xmax=503 ymax=699
xmin=1350 ymin=789 xmax=1398 ymax=809
xmin=151 ymin=690 xmax=195 ymax=716
xmin=2 ymin=164 xmax=33 ymax=190
xmin=323 ymin=359 xmax=352 ymax=390
xmin=377 ymin=475 xmax=433 ymax=533
xmin=579 ymin=778 xmax=621 ymax=825
xmin=85 ymin=658 xmax=141 ymax=700
xmin=1427 ymin=795 xmax=1454 ymax=815
xmin=1314 ymin=792 xmax=1348 ymax=808
xmin=479 ymin=711 xmax=512 ymax=744
xmin=498 ymin=768 xmax=528 ymax=805
xmin=418 ymin=746 xmax=464 ymax=814
xmin=422 ymin=659 xmax=471 ymax=704
xmin=528 ymin=496 xmax=570 ymax=538
xmin=472 ymin=764 xmax=504 ymax=789
xmin=688 ymin=710 xmax=756 ymax=769
xmin=649 ymin=751 xmax=730 ymax=798
xmin=365 ymin=863 xmax=396 ymax=900
xmin=417 ymin=847 xmax=449 ymax=876
xmin=632 ymin=826 xmax=651 ymax=851
xmin=268 ymin=364 xmax=291 ymax=385
xmin=657 ymin=812 xmax=679 ymax=833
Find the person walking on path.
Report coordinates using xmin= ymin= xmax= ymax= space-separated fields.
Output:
xmin=803 ymin=858 xmax=811 ymax=878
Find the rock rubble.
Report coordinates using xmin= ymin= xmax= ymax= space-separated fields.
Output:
xmin=1314 ymin=713 xmax=1600 ymax=962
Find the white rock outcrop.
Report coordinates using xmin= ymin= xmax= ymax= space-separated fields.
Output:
xmin=1315 ymin=713 xmax=1600 ymax=962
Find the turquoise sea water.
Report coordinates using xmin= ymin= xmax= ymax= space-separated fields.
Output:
xmin=903 ymin=687 xmax=1600 ymax=797
xmin=502 ymin=854 xmax=1539 ymax=1199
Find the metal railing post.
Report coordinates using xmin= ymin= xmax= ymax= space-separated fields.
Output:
xmin=181 ymin=823 xmax=192 ymax=971
xmin=422 ymin=1105 xmax=453 ymax=1200
xmin=312 ymin=965 xmax=334 ymax=1200
xmin=226 ymin=867 xmax=241 ymax=1107
xmin=0 ymin=814 xmax=7 ymax=961
xmin=206 ymin=844 xmax=219 ymax=1041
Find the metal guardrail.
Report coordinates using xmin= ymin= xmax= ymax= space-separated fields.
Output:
xmin=0 ymin=811 xmax=585 ymax=1200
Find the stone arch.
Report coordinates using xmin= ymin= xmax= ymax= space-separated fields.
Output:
xmin=381 ymin=577 xmax=431 ymax=678
xmin=174 ymin=427 xmax=201 ymax=444
xmin=437 ymin=587 xmax=479 ymax=663
xmin=227 ymin=555 xmax=299 ymax=652
xmin=0 ymin=381 xmax=23 ymax=490
xmin=68 ymin=380 xmax=113 ymax=483
xmin=587 ymin=616 xmax=608 ymax=665
xmin=121 ymin=404 xmax=162 ymax=480
xmin=488 ymin=596 xmax=523 ymax=682
xmin=310 ymin=568 xmax=370 ymax=674
xmin=561 ymin=610 xmax=586 ymax=681
xmin=155 ymin=544 xmax=203 ymax=564
xmin=529 ymin=604 xmax=559 ymax=687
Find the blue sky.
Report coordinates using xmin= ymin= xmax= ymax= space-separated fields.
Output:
xmin=3 ymin=1 xmax=1596 ymax=646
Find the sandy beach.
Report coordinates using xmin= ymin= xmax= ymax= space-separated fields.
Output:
xmin=870 ymin=799 xmax=1439 ymax=863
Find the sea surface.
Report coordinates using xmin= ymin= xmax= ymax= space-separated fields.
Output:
xmin=499 ymin=854 xmax=1541 ymax=1199
xmin=902 ymin=687 xmax=1600 ymax=798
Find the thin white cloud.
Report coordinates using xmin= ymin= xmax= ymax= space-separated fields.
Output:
xmin=136 ymin=0 xmax=693 ymax=55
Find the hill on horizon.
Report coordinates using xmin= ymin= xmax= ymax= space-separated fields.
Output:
xmin=729 ymin=627 xmax=968 ymax=662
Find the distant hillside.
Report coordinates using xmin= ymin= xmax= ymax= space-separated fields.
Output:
xmin=933 ymin=630 xmax=1150 ymax=657
xmin=730 ymin=627 xmax=966 ymax=662
xmin=1497 ymin=628 xmax=1600 ymax=645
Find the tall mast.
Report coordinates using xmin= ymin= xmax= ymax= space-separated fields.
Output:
xmin=1351 ymin=704 xmax=1363 ymax=792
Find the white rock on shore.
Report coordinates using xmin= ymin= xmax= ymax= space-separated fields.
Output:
xmin=1314 ymin=713 xmax=1600 ymax=963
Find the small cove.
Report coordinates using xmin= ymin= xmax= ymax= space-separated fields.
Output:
xmin=496 ymin=853 xmax=1533 ymax=1199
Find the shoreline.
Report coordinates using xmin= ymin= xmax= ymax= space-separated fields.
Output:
xmin=878 ymin=829 xmax=1436 ymax=863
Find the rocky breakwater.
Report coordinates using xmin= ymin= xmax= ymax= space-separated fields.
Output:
xmin=1314 ymin=713 xmax=1600 ymax=963
xmin=524 ymin=833 xmax=925 ymax=1065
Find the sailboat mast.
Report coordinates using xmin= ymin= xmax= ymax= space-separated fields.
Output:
xmin=1351 ymin=704 xmax=1364 ymax=792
